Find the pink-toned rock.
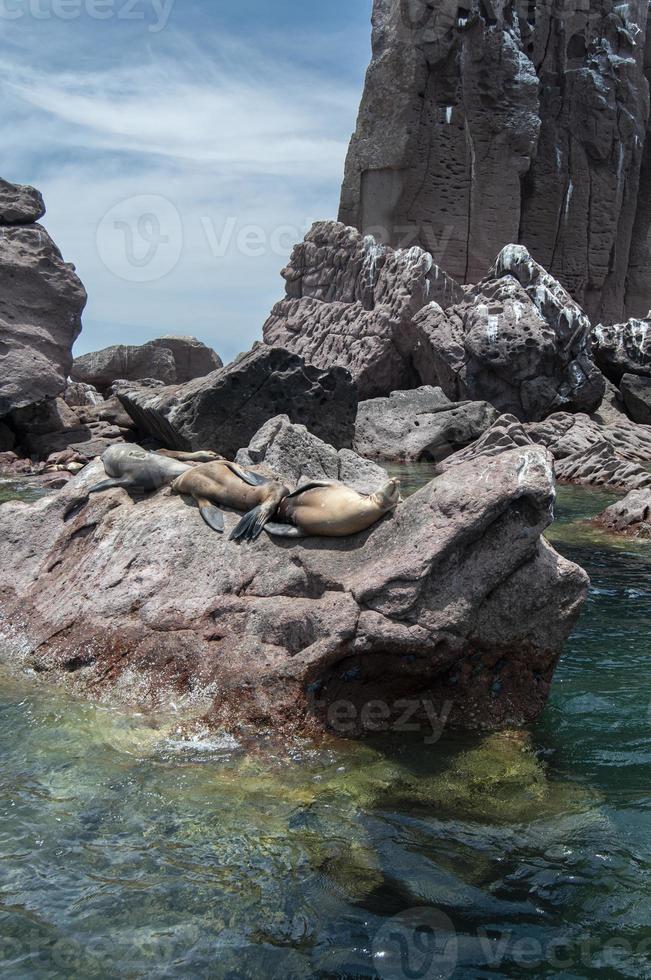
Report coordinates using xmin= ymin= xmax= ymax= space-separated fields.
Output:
xmin=0 ymin=442 xmax=587 ymax=739
xmin=263 ymin=221 xmax=462 ymax=398
xmin=594 ymin=489 xmax=651 ymax=538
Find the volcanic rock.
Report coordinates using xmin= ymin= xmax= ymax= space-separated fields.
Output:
xmin=119 ymin=345 xmax=357 ymax=457
xmin=554 ymin=443 xmax=651 ymax=492
xmin=0 ymin=179 xmax=45 ymax=225
xmin=594 ymin=489 xmax=651 ymax=538
xmin=592 ymin=317 xmax=651 ymax=383
xmin=620 ymin=373 xmax=651 ymax=425
xmin=72 ymin=337 xmax=222 ymax=393
xmin=263 ymin=221 xmax=462 ymax=398
xmin=236 ymin=415 xmax=388 ymax=495
xmin=340 ymin=0 xmax=651 ymax=323
xmin=0 ymin=443 xmax=588 ymax=737
xmin=412 ymin=245 xmax=605 ymax=421
xmin=0 ymin=224 xmax=87 ymax=416
xmin=354 ymin=387 xmax=498 ymax=461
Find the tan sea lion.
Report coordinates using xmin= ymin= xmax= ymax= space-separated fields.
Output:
xmin=264 ymin=478 xmax=401 ymax=539
xmin=156 ymin=449 xmax=224 ymax=463
xmin=171 ymin=460 xmax=290 ymax=538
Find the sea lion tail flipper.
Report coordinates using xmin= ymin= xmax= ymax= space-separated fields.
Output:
xmin=230 ymin=505 xmax=267 ymax=543
xmin=196 ymin=497 xmax=225 ymax=533
xmin=226 ymin=463 xmax=269 ymax=487
xmin=87 ymin=477 xmax=134 ymax=494
xmin=263 ymin=522 xmax=306 ymax=539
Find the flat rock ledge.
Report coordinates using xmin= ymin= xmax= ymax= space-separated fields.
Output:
xmin=0 ymin=443 xmax=587 ymax=740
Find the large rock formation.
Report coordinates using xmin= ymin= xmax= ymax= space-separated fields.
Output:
xmin=592 ymin=317 xmax=651 ymax=382
xmin=340 ymin=0 xmax=651 ymax=323
xmin=0 ymin=438 xmax=588 ymax=738
xmin=72 ymin=336 xmax=223 ymax=393
xmin=263 ymin=221 xmax=462 ymax=398
xmin=413 ymin=245 xmax=605 ymax=420
xmin=119 ymin=345 xmax=358 ymax=456
xmin=0 ymin=181 xmax=87 ymax=417
xmin=354 ymin=386 xmax=498 ymax=460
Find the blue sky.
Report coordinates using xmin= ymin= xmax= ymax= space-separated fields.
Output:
xmin=0 ymin=0 xmax=372 ymax=360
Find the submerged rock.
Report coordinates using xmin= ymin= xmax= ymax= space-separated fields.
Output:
xmin=412 ymin=245 xmax=605 ymax=421
xmin=0 ymin=441 xmax=587 ymax=739
xmin=72 ymin=336 xmax=222 ymax=393
xmin=263 ymin=221 xmax=462 ymax=398
xmin=354 ymin=387 xmax=497 ymax=461
xmin=119 ymin=345 xmax=358 ymax=456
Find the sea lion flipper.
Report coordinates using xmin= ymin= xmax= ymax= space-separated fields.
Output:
xmin=88 ymin=477 xmax=135 ymax=494
xmin=225 ymin=463 xmax=270 ymax=488
xmin=196 ymin=497 xmax=225 ymax=533
xmin=285 ymin=481 xmax=335 ymax=500
xmin=263 ymin=522 xmax=306 ymax=539
xmin=230 ymin=505 xmax=269 ymax=543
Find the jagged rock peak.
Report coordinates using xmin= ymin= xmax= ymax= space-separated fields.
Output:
xmin=340 ymin=0 xmax=651 ymax=323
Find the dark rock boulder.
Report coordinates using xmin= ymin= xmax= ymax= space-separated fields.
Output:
xmin=412 ymin=245 xmax=605 ymax=421
xmin=592 ymin=317 xmax=651 ymax=383
xmin=594 ymin=489 xmax=651 ymax=538
xmin=236 ymin=415 xmax=388 ymax=494
xmin=72 ymin=337 xmax=222 ymax=393
xmin=0 ymin=441 xmax=588 ymax=738
xmin=63 ymin=382 xmax=104 ymax=408
xmin=9 ymin=397 xmax=126 ymax=461
xmin=263 ymin=221 xmax=462 ymax=398
xmin=620 ymin=373 xmax=651 ymax=425
xmin=0 ymin=178 xmax=45 ymax=225
xmin=0 ymin=222 xmax=87 ymax=416
xmin=354 ymin=387 xmax=498 ymax=461
xmin=119 ymin=345 xmax=358 ymax=456
xmin=340 ymin=0 xmax=651 ymax=324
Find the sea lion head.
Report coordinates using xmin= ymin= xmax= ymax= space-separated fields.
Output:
xmin=371 ymin=478 xmax=401 ymax=513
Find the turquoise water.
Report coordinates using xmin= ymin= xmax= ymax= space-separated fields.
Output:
xmin=0 ymin=475 xmax=650 ymax=978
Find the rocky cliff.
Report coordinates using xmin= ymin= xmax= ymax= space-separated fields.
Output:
xmin=339 ymin=0 xmax=651 ymax=324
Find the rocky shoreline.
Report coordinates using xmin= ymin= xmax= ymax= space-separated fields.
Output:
xmin=2 ymin=9 xmax=651 ymax=737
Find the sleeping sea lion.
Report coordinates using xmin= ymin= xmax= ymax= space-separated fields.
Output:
xmin=88 ymin=444 xmax=194 ymax=495
xmin=170 ymin=460 xmax=290 ymax=538
xmin=156 ymin=449 xmax=224 ymax=463
xmin=264 ymin=478 xmax=401 ymax=539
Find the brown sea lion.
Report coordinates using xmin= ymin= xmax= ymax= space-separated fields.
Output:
xmin=264 ymin=478 xmax=401 ymax=538
xmin=171 ymin=460 xmax=290 ymax=538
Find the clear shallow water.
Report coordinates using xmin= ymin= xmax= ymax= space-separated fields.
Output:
xmin=1 ymin=474 xmax=650 ymax=978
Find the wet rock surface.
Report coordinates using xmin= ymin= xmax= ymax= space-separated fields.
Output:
xmin=119 ymin=345 xmax=358 ymax=457
xmin=0 ymin=441 xmax=587 ymax=738
xmin=263 ymin=221 xmax=462 ymax=398
xmin=354 ymin=386 xmax=498 ymax=461
xmin=594 ymin=489 xmax=651 ymax=538
xmin=340 ymin=0 xmax=651 ymax=323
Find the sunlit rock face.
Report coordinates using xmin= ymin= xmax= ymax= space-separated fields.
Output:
xmin=0 ymin=437 xmax=588 ymax=739
xmin=592 ymin=316 xmax=651 ymax=383
xmin=340 ymin=0 xmax=651 ymax=323
xmin=0 ymin=180 xmax=86 ymax=417
xmin=263 ymin=220 xmax=462 ymax=399
xmin=412 ymin=245 xmax=605 ymax=421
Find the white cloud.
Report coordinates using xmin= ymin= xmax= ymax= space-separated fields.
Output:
xmin=0 ymin=19 xmax=367 ymax=361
